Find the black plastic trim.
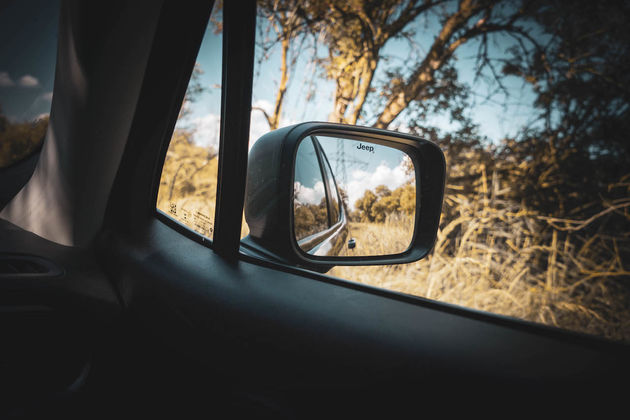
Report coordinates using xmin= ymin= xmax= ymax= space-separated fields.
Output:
xmin=101 ymin=217 xmax=630 ymax=408
xmin=235 ymin=231 xmax=630 ymax=354
xmin=105 ymin=0 xmax=215 ymax=236
xmin=0 ymin=253 xmax=64 ymax=279
xmin=212 ymin=0 xmax=256 ymax=259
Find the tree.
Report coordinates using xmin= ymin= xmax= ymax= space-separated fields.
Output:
xmin=370 ymin=185 xmax=393 ymax=222
xmin=290 ymin=0 xmax=536 ymax=130
xmin=299 ymin=0 xmax=444 ymax=125
xmin=399 ymin=184 xmax=415 ymax=214
xmin=254 ymin=0 xmax=309 ymax=130
xmin=355 ymin=189 xmax=377 ymax=222
xmin=0 ymin=107 xmax=48 ymax=168
xmin=294 ymin=197 xmax=329 ymax=239
xmin=499 ymin=0 xmax=630 ymax=217
xmin=178 ymin=63 xmax=206 ymax=123
xmin=354 ymin=183 xmax=416 ymax=223
xmin=256 ymin=0 xmax=629 ymax=224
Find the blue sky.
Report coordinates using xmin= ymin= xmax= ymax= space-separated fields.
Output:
xmin=317 ymin=135 xmax=412 ymax=209
xmin=185 ymin=5 xmax=541 ymax=153
xmin=0 ymin=1 xmax=540 ymax=211
xmin=1 ymin=1 xmax=540 ymax=150
xmin=0 ymin=0 xmax=59 ymax=122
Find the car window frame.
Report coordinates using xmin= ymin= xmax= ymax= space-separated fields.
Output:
xmin=294 ymin=137 xmax=343 ymax=253
xmin=312 ymin=137 xmax=342 ymax=226
xmin=293 ymin=136 xmax=331 ymax=242
xmin=128 ymin=0 xmax=630 ymax=353
xmin=149 ymin=0 xmax=255 ymax=259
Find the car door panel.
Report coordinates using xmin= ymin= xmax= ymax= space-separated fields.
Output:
xmin=0 ymin=219 xmax=121 ymax=417
xmin=97 ymin=218 xmax=629 ymax=411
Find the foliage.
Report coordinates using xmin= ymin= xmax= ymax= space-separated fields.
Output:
xmin=499 ymin=0 xmax=630 ymax=219
xmin=332 ymin=170 xmax=630 ymax=342
xmin=178 ymin=63 xmax=207 ymax=123
xmin=354 ymin=183 xmax=415 ymax=223
xmin=294 ymin=198 xmax=329 ymax=240
xmin=0 ymin=111 xmax=47 ymax=168
xmin=254 ymin=0 xmax=309 ymax=130
xmin=156 ymin=129 xmax=219 ymax=238
xmin=155 ymin=0 xmax=630 ymax=342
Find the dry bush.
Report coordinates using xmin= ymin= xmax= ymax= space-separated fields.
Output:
xmin=156 ymin=131 xmax=218 ymax=238
xmin=331 ymin=166 xmax=630 ymax=342
xmin=158 ymin=131 xmax=630 ymax=342
xmin=340 ymin=214 xmax=414 ymax=257
xmin=156 ymin=130 xmax=250 ymax=239
xmin=0 ymin=115 xmax=48 ymax=168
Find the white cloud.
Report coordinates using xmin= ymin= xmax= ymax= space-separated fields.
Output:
xmin=249 ymin=99 xmax=273 ymax=149
xmin=185 ymin=100 xmax=298 ymax=153
xmin=294 ymin=180 xmax=325 ymax=206
xmin=188 ymin=113 xmax=220 ymax=150
xmin=344 ymin=160 xmax=412 ymax=210
xmin=183 ymin=100 xmax=276 ymax=152
xmin=0 ymin=71 xmax=14 ymax=87
xmin=249 ymin=99 xmax=299 ymax=150
xmin=18 ymin=74 xmax=40 ymax=87
xmin=40 ymin=91 xmax=53 ymax=101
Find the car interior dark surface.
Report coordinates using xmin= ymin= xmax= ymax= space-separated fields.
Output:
xmin=1 ymin=0 xmax=629 ymax=418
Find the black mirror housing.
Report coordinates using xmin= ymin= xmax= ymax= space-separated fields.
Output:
xmin=242 ymin=122 xmax=445 ymax=272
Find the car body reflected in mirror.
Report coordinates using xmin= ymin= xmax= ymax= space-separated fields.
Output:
xmin=293 ymin=135 xmax=416 ymax=257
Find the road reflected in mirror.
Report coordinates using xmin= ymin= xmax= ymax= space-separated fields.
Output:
xmin=294 ymin=135 xmax=416 ymax=257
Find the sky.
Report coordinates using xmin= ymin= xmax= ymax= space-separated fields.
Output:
xmin=0 ymin=0 xmax=59 ymax=122
xmin=293 ymin=134 xmax=412 ymax=210
xmin=182 ymin=3 xmax=542 ymax=156
xmin=151 ymin=4 xmax=543 ymax=210
xmin=317 ymin=135 xmax=412 ymax=210
xmin=1 ymin=1 xmax=541 ymax=153
xmin=0 ymin=1 xmax=540 ymax=214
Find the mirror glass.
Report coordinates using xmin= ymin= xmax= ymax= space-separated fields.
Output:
xmin=293 ymin=135 xmax=417 ymax=257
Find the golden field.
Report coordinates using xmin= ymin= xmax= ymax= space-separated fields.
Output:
xmin=331 ymin=177 xmax=630 ymax=342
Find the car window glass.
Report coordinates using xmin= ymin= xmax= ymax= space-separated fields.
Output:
xmin=294 ymin=137 xmax=329 ymax=241
xmin=248 ymin=1 xmax=630 ymax=343
xmin=0 ymin=0 xmax=59 ymax=169
xmin=156 ymin=3 xmax=223 ymax=240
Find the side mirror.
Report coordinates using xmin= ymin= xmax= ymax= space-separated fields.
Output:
xmin=242 ymin=122 xmax=445 ymax=272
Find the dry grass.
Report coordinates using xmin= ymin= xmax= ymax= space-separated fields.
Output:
xmin=156 ymin=132 xmax=218 ymax=238
xmin=157 ymin=131 xmax=250 ymax=239
xmin=331 ymin=176 xmax=630 ymax=343
xmin=340 ymin=216 xmax=414 ymax=257
xmin=158 ymin=132 xmax=630 ymax=342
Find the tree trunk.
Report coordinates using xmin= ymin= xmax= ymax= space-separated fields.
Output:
xmin=347 ymin=55 xmax=377 ymax=125
xmin=373 ymin=0 xmax=488 ymax=129
xmin=268 ymin=37 xmax=290 ymax=130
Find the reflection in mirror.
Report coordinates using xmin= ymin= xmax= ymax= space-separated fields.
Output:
xmin=293 ymin=135 xmax=416 ymax=257
xmin=293 ymin=137 xmax=329 ymax=241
